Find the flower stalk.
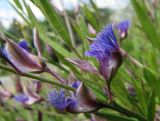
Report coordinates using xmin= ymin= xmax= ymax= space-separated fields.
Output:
xmin=120 ymin=48 xmax=144 ymax=68
xmin=0 ymin=64 xmax=76 ymax=92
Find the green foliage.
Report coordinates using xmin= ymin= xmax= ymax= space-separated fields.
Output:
xmin=130 ymin=0 xmax=160 ymax=49
xmin=0 ymin=0 xmax=160 ymax=121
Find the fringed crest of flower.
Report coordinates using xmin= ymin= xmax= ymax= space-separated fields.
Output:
xmin=48 ymin=82 xmax=100 ymax=113
xmin=85 ymin=24 xmax=122 ymax=81
xmin=86 ymin=24 xmax=119 ymax=59
xmin=48 ymin=89 xmax=74 ymax=111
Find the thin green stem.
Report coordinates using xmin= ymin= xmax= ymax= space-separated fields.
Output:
xmin=59 ymin=0 xmax=82 ymax=59
xmin=45 ymin=67 xmax=66 ymax=84
xmin=98 ymin=101 xmax=147 ymax=121
xmin=120 ymin=48 xmax=144 ymax=68
xmin=0 ymin=64 xmax=76 ymax=92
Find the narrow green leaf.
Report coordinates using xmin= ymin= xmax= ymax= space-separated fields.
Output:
xmin=33 ymin=0 xmax=72 ymax=46
xmin=143 ymin=67 xmax=160 ymax=97
xmin=9 ymin=1 xmax=31 ymax=25
xmin=131 ymin=79 xmax=147 ymax=116
xmin=96 ymin=112 xmax=138 ymax=121
xmin=72 ymin=15 xmax=89 ymax=57
xmin=22 ymin=3 xmax=79 ymax=73
xmin=130 ymin=0 xmax=160 ymax=49
xmin=25 ymin=3 xmax=71 ymax=57
xmin=82 ymin=4 xmax=99 ymax=30
xmin=12 ymin=0 xmax=23 ymax=10
xmin=147 ymin=91 xmax=155 ymax=121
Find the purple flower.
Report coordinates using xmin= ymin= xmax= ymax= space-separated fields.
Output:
xmin=85 ymin=24 xmax=122 ymax=81
xmin=48 ymin=89 xmax=74 ymax=111
xmin=71 ymin=81 xmax=80 ymax=89
xmin=86 ymin=24 xmax=119 ymax=55
xmin=14 ymin=94 xmax=29 ymax=104
xmin=48 ymin=82 xmax=100 ymax=113
xmin=116 ymin=20 xmax=131 ymax=40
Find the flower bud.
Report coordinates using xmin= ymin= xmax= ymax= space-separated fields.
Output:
xmin=5 ymin=39 xmax=44 ymax=73
xmin=66 ymin=58 xmax=99 ymax=75
xmin=116 ymin=20 xmax=131 ymax=40
xmin=67 ymin=82 xmax=100 ymax=113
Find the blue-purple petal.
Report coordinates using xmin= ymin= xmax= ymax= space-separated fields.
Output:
xmin=71 ymin=81 xmax=80 ymax=89
xmin=86 ymin=24 xmax=119 ymax=62
xmin=48 ymin=89 xmax=69 ymax=110
xmin=18 ymin=40 xmax=29 ymax=51
xmin=14 ymin=94 xmax=29 ymax=103
xmin=117 ymin=20 xmax=130 ymax=30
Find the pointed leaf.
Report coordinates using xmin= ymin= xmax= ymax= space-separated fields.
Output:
xmin=130 ymin=0 xmax=160 ymax=49
xmin=33 ymin=0 xmax=72 ymax=47
xmin=147 ymin=91 xmax=155 ymax=121
xmin=96 ymin=112 xmax=138 ymax=121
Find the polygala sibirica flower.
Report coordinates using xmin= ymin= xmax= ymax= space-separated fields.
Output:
xmin=48 ymin=82 xmax=100 ymax=113
xmin=85 ymin=24 xmax=122 ymax=82
xmin=116 ymin=20 xmax=131 ymax=40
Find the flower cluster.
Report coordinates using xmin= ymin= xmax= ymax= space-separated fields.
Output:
xmin=0 ymin=20 xmax=131 ymax=114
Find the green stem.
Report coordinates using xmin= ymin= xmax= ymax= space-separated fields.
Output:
xmin=59 ymin=0 xmax=82 ymax=59
xmin=0 ymin=64 xmax=76 ymax=92
xmin=120 ymin=48 xmax=144 ymax=68
xmin=98 ymin=101 xmax=147 ymax=121
xmin=45 ymin=67 xmax=66 ymax=84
